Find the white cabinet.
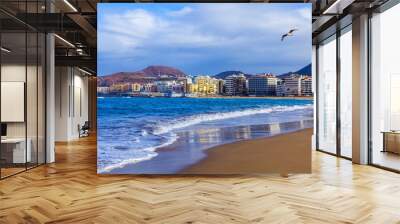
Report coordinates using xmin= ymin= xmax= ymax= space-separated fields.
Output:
xmin=1 ymin=138 xmax=31 ymax=163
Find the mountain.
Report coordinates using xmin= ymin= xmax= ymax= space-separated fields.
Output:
xmin=98 ymin=65 xmax=187 ymax=86
xmin=279 ymin=64 xmax=311 ymax=78
xmin=141 ymin=65 xmax=186 ymax=78
xmin=214 ymin=71 xmax=252 ymax=79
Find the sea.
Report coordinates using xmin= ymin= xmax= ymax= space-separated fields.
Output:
xmin=97 ymin=97 xmax=314 ymax=173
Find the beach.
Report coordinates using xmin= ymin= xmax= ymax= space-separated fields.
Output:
xmin=182 ymin=128 xmax=312 ymax=174
xmin=97 ymin=97 xmax=314 ymax=174
xmin=105 ymin=121 xmax=313 ymax=174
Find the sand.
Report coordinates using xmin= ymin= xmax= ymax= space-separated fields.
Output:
xmin=181 ymin=128 xmax=313 ymax=174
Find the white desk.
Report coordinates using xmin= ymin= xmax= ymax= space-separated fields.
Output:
xmin=1 ymin=138 xmax=31 ymax=163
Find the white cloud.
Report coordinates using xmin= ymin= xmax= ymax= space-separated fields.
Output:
xmin=167 ymin=6 xmax=193 ymax=17
xmin=298 ymin=7 xmax=312 ymax=20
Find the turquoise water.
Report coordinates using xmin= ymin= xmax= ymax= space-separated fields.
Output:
xmin=97 ymin=97 xmax=313 ymax=173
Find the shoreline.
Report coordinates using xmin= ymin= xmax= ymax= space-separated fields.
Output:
xmin=180 ymin=128 xmax=313 ymax=174
xmin=103 ymin=121 xmax=313 ymax=174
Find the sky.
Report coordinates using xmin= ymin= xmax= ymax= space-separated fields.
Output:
xmin=98 ymin=3 xmax=311 ymax=76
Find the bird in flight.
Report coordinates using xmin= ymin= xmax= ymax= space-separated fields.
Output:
xmin=281 ymin=28 xmax=298 ymax=41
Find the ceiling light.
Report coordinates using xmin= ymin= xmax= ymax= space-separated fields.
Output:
xmin=322 ymin=0 xmax=355 ymax=15
xmin=78 ymin=67 xmax=93 ymax=76
xmin=1 ymin=47 xmax=11 ymax=53
xmin=54 ymin=34 xmax=75 ymax=48
xmin=63 ymin=0 xmax=78 ymax=12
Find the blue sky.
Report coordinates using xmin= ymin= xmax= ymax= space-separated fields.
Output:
xmin=98 ymin=3 xmax=311 ymax=76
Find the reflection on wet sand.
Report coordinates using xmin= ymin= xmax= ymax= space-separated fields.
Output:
xmin=109 ymin=120 xmax=313 ymax=174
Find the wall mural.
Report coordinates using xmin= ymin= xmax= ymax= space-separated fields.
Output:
xmin=97 ymin=3 xmax=313 ymax=174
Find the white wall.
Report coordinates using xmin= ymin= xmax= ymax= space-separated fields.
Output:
xmin=1 ymin=65 xmax=26 ymax=138
xmin=55 ymin=67 xmax=89 ymax=141
xmin=1 ymin=63 xmax=46 ymax=164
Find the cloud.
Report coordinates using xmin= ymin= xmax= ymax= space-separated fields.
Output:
xmin=98 ymin=4 xmax=311 ymax=76
xmin=298 ymin=7 xmax=312 ymax=20
xmin=167 ymin=6 xmax=193 ymax=17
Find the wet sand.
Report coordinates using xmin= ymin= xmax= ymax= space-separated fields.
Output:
xmin=106 ymin=122 xmax=313 ymax=174
xmin=181 ymin=128 xmax=312 ymax=174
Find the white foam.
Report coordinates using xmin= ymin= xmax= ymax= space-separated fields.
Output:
xmin=141 ymin=130 xmax=148 ymax=136
xmin=153 ymin=104 xmax=313 ymax=135
xmin=98 ymin=133 xmax=178 ymax=173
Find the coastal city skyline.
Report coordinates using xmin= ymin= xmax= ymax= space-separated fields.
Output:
xmin=97 ymin=64 xmax=312 ymax=97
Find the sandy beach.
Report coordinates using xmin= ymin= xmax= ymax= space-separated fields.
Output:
xmin=181 ymin=128 xmax=312 ymax=174
xmin=105 ymin=120 xmax=313 ymax=174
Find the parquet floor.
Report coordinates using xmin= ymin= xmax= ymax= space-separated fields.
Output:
xmin=1 ymin=135 xmax=400 ymax=223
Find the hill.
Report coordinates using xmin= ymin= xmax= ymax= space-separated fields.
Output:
xmin=98 ymin=65 xmax=187 ymax=86
xmin=278 ymin=64 xmax=311 ymax=78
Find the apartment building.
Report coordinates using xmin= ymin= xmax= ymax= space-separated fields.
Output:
xmin=225 ymin=74 xmax=247 ymax=96
xmin=300 ymin=76 xmax=312 ymax=96
xmin=248 ymin=74 xmax=278 ymax=96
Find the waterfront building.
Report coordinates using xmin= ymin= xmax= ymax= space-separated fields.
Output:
xmin=155 ymin=80 xmax=174 ymax=93
xmin=97 ymin=86 xmax=110 ymax=94
xmin=282 ymin=74 xmax=302 ymax=96
xmin=110 ymin=83 xmax=131 ymax=93
xmin=132 ymin=83 xmax=142 ymax=92
xmin=225 ymin=74 xmax=247 ymax=96
xmin=300 ymin=76 xmax=312 ymax=96
xmin=276 ymin=79 xmax=284 ymax=97
xmin=194 ymin=76 xmax=218 ymax=95
xmin=217 ymin=79 xmax=225 ymax=95
xmin=187 ymin=83 xmax=198 ymax=94
xmin=143 ymin=83 xmax=157 ymax=93
xmin=248 ymin=74 xmax=278 ymax=96
xmin=171 ymin=82 xmax=185 ymax=93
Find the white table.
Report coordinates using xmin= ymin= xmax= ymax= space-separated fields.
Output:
xmin=1 ymin=138 xmax=31 ymax=163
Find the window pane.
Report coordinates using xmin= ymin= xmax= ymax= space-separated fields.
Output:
xmin=318 ymin=36 xmax=337 ymax=154
xmin=371 ymin=4 xmax=400 ymax=170
xmin=340 ymin=28 xmax=352 ymax=158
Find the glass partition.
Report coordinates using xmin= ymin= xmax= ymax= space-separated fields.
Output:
xmin=370 ymin=3 xmax=400 ymax=171
xmin=0 ymin=2 xmax=46 ymax=179
xmin=317 ymin=35 xmax=337 ymax=154
xmin=1 ymin=30 xmax=28 ymax=177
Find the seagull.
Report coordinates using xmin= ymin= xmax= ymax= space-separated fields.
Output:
xmin=281 ymin=28 xmax=298 ymax=41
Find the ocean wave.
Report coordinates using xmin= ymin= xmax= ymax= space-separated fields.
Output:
xmin=98 ymin=133 xmax=178 ymax=173
xmin=153 ymin=104 xmax=313 ymax=135
xmin=141 ymin=130 xmax=148 ymax=136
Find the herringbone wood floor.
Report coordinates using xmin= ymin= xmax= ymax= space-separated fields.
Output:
xmin=1 ymin=135 xmax=400 ymax=224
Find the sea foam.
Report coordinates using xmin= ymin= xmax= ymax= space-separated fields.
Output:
xmin=153 ymin=104 xmax=313 ymax=135
xmin=98 ymin=133 xmax=178 ymax=173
